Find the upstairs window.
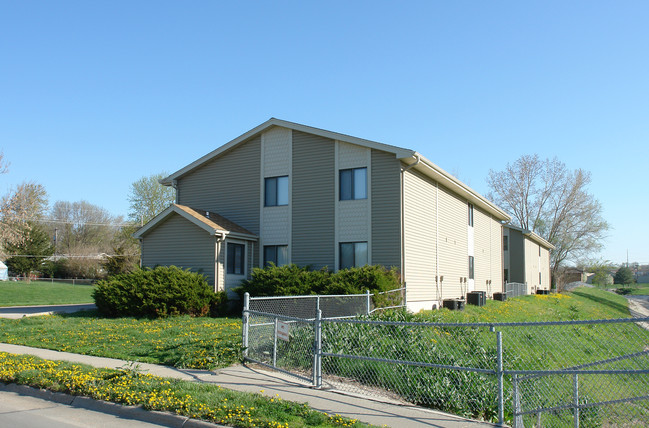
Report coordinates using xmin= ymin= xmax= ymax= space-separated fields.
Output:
xmin=469 ymin=256 xmax=475 ymax=280
xmin=264 ymin=245 xmax=288 ymax=267
xmin=265 ymin=176 xmax=288 ymax=206
xmin=503 ymin=236 xmax=509 ymax=251
xmin=468 ymin=203 xmax=474 ymax=227
xmin=339 ymin=242 xmax=368 ymax=270
xmin=227 ymin=243 xmax=245 ymax=275
xmin=339 ymin=167 xmax=367 ymax=200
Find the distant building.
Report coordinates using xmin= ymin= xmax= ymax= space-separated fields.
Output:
xmin=503 ymin=225 xmax=554 ymax=293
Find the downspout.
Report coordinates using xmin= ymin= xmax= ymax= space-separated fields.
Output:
xmin=436 ymin=181 xmax=440 ymax=306
xmin=400 ymin=155 xmax=420 ymax=298
xmin=172 ymin=179 xmax=179 ymax=204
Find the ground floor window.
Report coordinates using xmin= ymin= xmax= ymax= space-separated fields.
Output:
xmin=339 ymin=242 xmax=368 ymax=270
xmin=264 ymin=245 xmax=288 ymax=267
xmin=227 ymin=243 xmax=245 ymax=275
xmin=504 ymin=268 xmax=509 ymax=283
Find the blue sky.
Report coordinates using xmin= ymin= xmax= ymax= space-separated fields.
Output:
xmin=1 ymin=1 xmax=647 ymax=265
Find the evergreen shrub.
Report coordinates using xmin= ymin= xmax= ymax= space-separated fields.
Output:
xmin=93 ymin=266 xmax=225 ymax=318
xmin=237 ymin=264 xmax=400 ymax=299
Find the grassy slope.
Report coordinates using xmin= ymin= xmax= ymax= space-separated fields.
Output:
xmin=0 ymin=281 xmax=95 ymax=306
xmin=417 ymin=286 xmax=632 ymax=323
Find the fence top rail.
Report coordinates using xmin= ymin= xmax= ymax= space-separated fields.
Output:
xmin=249 ymin=293 xmax=368 ymax=301
xmin=246 ymin=309 xmax=314 ymax=323
xmin=323 ymin=316 xmax=649 ymax=328
xmin=248 ymin=288 xmax=406 ymax=301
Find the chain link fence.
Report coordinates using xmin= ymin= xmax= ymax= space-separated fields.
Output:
xmin=243 ymin=294 xmax=649 ymax=427
xmin=506 ymin=282 xmax=527 ymax=298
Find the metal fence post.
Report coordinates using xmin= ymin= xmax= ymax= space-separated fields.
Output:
xmin=496 ymin=330 xmax=504 ymax=426
xmin=513 ymin=374 xmax=522 ymax=428
xmin=313 ymin=309 xmax=323 ymax=388
xmin=273 ymin=317 xmax=278 ymax=367
xmin=366 ymin=289 xmax=371 ymax=315
xmin=573 ymin=373 xmax=580 ymax=428
xmin=403 ymin=282 xmax=407 ymax=309
xmin=242 ymin=292 xmax=250 ymax=359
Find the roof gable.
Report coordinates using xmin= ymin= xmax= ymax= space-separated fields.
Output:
xmin=133 ymin=204 xmax=257 ymax=240
xmin=161 ymin=118 xmax=415 ymax=185
xmin=161 ymin=118 xmax=510 ymax=221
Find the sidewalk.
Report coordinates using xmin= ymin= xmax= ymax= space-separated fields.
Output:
xmin=0 ymin=343 xmax=495 ymax=428
xmin=0 ymin=304 xmax=96 ymax=319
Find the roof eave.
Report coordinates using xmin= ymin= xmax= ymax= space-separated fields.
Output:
xmin=133 ymin=205 xmax=217 ymax=239
xmin=161 ymin=118 xmax=416 ymax=184
xmin=403 ymin=153 xmax=511 ymax=222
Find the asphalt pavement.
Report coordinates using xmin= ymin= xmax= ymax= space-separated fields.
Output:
xmin=0 ymin=387 xmax=175 ymax=428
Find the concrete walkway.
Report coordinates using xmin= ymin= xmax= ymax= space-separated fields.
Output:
xmin=0 ymin=343 xmax=494 ymax=428
xmin=0 ymin=304 xmax=96 ymax=319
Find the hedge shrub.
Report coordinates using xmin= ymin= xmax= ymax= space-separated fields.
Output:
xmin=237 ymin=264 xmax=400 ymax=298
xmin=93 ymin=266 xmax=226 ymax=318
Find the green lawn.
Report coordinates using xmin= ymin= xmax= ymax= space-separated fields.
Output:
xmin=0 ymin=312 xmax=242 ymax=369
xmin=0 ymin=280 xmax=95 ymax=306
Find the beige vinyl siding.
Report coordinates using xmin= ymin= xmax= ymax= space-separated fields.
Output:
xmin=141 ymin=213 xmax=216 ymax=286
xmin=508 ymin=228 xmax=526 ymax=284
xmin=403 ymin=168 xmax=437 ymax=305
xmin=473 ymin=208 xmax=504 ymax=295
xmin=176 ymin=137 xmax=261 ymax=235
xmin=437 ymin=184 xmax=469 ymax=300
xmin=525 ymin=238 xmax=541 ymax=291
xmin=291 ymin=131 xmax=335 ymax=269
xmin=540 ymin=246 xmax=551 ymax=290
xmin=491 ymin=220 xmax=504 ymax=292
xmin=371 ymin=150 xmax=401 ymax=268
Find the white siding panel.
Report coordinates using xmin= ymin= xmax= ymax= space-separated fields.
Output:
xmin=474 ymin=207 xmax=491 ymax=293
xmin=262 ymin=206 xmax=290 ymax=244
xmin=339 ymin=200 xmax=369 ymax=242
xmin=336 ymin=141 xmax=371 ymax=266
xmin=338 ymin=141 xmax=368 ymax=169
xmin=491 ymin=219 xmax=504 ymax=293
xmin=403 ymin=169 xmax=437 ymax=306
xmin=263 ymin=127 xmax=291 ymax=178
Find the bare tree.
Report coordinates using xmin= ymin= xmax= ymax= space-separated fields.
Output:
xmin=0 ymin=151 xmax=9 ymax=175
xmin=487 ymin=155 xmax=609 ymax=284
xmin=0 ymin=181 xmax=48 ymax=252
xmin=128 ymin=172 xmax=176 ymax=225
xmin=49 ymin=200 xmax=122 ymax=256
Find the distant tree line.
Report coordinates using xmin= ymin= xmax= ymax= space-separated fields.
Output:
xmin=1 ymin=151 xmax=174 ymax=279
